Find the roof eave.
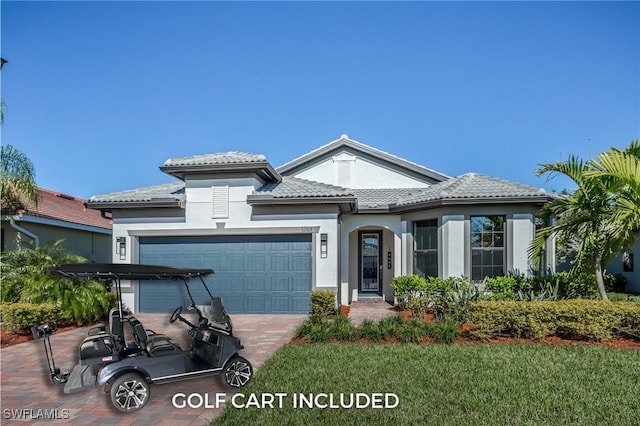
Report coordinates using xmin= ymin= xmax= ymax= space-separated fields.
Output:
xmin=160 ymin=162 xmax=281 ymax=182
xmin=356 ymin=205 xmax=391 ymax=213
xmin=247 ymin=195 xmax=357 ymax=213
xmin=87 ymin=200 xmax=183 ymax=210
xmin=389 ymin=195 xmax=552 ymax=213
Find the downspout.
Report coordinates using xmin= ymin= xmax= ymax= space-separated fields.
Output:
xmin=9 ymin=218 xmax=40 ymax=248
xmin=337 ymin=213 xmax=342 ymax=305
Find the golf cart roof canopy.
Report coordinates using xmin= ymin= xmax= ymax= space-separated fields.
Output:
xmin=51 ymin=263 xmax=214 ymax=281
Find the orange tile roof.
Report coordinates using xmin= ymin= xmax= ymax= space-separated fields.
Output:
xmin=21 ymin=188 xmax=112 ymax=230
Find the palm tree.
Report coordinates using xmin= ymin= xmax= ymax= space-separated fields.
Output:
xmin=529 ymin=155 xmax=618 ymax=300
xmin=586 ymin=140 xmax=640 ymax=254
xmin=0 ymin=144 xmax=39 ymax=213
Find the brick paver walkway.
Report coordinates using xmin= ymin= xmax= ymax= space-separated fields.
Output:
xmin=1 ymin=313 xmax=305 ymax=425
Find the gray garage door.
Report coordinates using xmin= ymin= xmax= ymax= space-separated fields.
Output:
xmin=138 ymin=235 xmax=312 ymax=314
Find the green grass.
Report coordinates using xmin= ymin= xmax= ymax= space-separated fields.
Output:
xmin=212 ymin=343 xmax=640 ymax=426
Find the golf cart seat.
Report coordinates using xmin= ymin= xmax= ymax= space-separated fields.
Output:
xmin=201 ymin=297 xmax=233 ymax=334
xmin=128 ymin=317 xmax=182 ymax=357
xmin=78 ymin=308 xmax=126 ymax=362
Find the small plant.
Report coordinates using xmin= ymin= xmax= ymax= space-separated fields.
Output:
xmin=298 ymin=315 xmax=333 ymax=343
xmin=391 ymin=275 xmax=428 ymax=309
xmin=604 ymin=273 xmax=627 ymax=293
xmin=359 ymin=319 xmax=383 ymax=342
xmin=378 ymin=315 xmax=404 ymax=340
xmin=310 ymin=290 xmax=336 ymax=318
xmin=433 ymin=318 xmax=458 ymax=344
xmin=433 ymin=278 xmax=480 ymax=323
xmin=330 ymin=315 xmax=357 ymax=341
xmin=408 ymin=295 xmax=430 ymax=318
xmin=0 ymin=303 xmax=63 ymax=333
xmin=400 ymin=318 xmax=428 ymax=344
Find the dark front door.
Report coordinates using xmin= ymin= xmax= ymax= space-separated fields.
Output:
xmin=359 ymin=231 xmax=382 ymax=294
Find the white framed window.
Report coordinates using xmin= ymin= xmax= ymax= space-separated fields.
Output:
xmin=471 ymin=215 xmax=505 ymax=281
xmin=212 ymin=185 xmax=229 ymax=218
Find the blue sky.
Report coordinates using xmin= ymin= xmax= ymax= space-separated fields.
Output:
xmin=1 ymin=1 xmax=638 ymax=199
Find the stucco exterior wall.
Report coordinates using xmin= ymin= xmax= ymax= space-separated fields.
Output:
xmin=292 ymin=155 xmax=432 ymax=189
xmin=1 ymin=220 xmax=111 ymax=262
xmin=402 ymin=205 xmax=540 ymax=279
xmin=606 ymin=237 xmax=640 ymax=293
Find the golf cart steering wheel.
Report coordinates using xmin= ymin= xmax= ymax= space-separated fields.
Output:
xmin=170 ymin=306 xmax=183 ymax=323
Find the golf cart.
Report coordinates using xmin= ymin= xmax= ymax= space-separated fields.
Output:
xmin=32 ymin=263 xmax=253 ymax=413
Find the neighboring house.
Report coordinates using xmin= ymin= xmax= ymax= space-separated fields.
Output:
xmin=1 ymin=187 xmax=113 ymax=262
xmin=87 ymin=135 xmax=555 ymax=313
xmin=606 ymin=235 xmax=639 ymax=293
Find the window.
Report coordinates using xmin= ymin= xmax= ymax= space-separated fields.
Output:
xmin=471 ymin=215 xmax=505 ymax=281
xmin=212 ymin=186 xmax=229 ymax=218
xmin=623 ymin=250 xmax=634 ymax=272
xmin=413 ymin=219 xmax=438 ymax=278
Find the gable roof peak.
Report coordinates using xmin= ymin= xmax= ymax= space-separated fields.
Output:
xmin=277 ymin=135 xmax=450 ymax=184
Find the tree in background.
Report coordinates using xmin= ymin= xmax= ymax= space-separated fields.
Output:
xmin=1 ymin=240 xmax=116 ymax=324
xmin=586 ymin=141 xmax=640 ymax=255
xmin=530 ymin=140 xmax=640 ymax=300
xmin=1 ymin=144 xmax=39 ymax=213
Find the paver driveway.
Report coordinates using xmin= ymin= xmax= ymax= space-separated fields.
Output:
xmin=1 ymin=313 xmax=305 ymax=425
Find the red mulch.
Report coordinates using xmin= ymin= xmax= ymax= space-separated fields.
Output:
xmin=0 ymin=322 xmax=100 ymax=349
xmin=291 ymin=311 xmax=640 ymax=350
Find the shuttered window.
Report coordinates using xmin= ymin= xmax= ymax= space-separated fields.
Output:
xmin=212 ymin=186 xmax=229 ymax=218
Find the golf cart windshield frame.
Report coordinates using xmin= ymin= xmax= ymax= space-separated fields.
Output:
xmin=50 ymin=263 xmax=214 ymax=281
xmin=50 ymin=263 xmax=216 ymax=320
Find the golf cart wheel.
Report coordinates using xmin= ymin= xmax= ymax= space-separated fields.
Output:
xmin=110 ymin=373 xmax=150 ymax=413
xmin=222 ymin=356 xmax=253 ymax=388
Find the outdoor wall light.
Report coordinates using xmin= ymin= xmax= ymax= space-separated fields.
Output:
xmin=116 ymin=237 xmax=126 ymax=260
xmin=320 ymin=233 xmax=328 ymax=258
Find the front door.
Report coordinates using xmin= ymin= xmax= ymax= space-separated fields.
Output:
xmin=359 ymin=231 xmax=382 ymax=294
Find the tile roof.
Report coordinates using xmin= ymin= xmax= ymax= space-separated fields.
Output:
xmin=163 ymin=152 xmax=267 ymax=167
xmin=89 ymin=182 xmax=185 ymax=204
xmin=352 ymin=188 xmax=426 ymax=209
xmin=395 ymin=173 xmax=549 ymax=207
xmin=20 ymin=188 xmax=112 ymax=229
xmin=253 ymin=176 xmax=354 ymax=198
xmin=86 ymin=174 xmax=549 ymax=212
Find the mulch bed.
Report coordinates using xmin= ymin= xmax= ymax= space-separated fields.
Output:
xmin=1 ymin=322 xmax=100 ymax=349
xmin=292 ymin=311 xmax=640 ymax=350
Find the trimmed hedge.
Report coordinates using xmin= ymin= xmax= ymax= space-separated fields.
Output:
xmin=1 ymin=303 xmax=64 ymax=333
xmin=468 ymin=300 xmax=640 ymax=341
xmin=310 ymin=290 xmax=336 ymax=318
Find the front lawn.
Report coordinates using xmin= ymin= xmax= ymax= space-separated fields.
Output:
xmin=212 ymin=343 xmax=640 ymax=426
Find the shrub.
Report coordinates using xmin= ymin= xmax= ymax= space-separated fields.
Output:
xmin=359 ymin=319 xmax=383 ymax=342
xmin=391 ymin=275 xmax=427 ymax=309
xmin=433 ymin=278 xmax=480 ymax=323
xmin=378 ymin=315 xmax=404 ymax=340
xmin=408 ymin=295 xmax=430 ymax=318
xmin=310 ymin=290 xmax=336 ymax=318
xmin=605 ymin=274 xmax=627 ymax=293
xmin=1 ymin=241 xmax=116 ymax=324
xmin=468 ymin=300 xmax=640 ymax=341
xmin=1 ymin=303 xmax=63 ymax=333
xmin=433 ymin=318 xmax=458 ymax=344
xmin=296 ymin=315 xmax=332 ymax=342
xmin=400 ymin=318 xmax=430 ymax=344
xmin=484 ymin=276 xmax=521 ymax=300
xmin=329 ymin=315 xmax=357 ymax=341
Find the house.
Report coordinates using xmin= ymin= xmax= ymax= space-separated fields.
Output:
xmin=1 ymin=187 xmax=113 ymax=262
xmin=606 ymin=236 xmax=639 ymax=293
xmin=87 ymin=135 xmax=556 ymax=313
